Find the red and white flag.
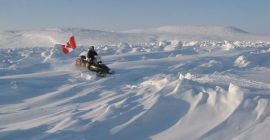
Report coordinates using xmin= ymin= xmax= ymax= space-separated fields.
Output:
xmin=61 ymin=36 xmax=77 ymax=54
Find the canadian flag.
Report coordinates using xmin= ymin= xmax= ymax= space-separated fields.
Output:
xmin=61 ymin=36 xmax=77 ymax=54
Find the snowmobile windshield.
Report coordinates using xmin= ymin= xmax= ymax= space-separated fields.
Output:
xmin=79 ymin=51 xmax=87 ymax=57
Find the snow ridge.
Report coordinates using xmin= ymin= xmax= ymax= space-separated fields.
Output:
xmin=1 ymin=39 xmax=270 ymax=140
xmin=1 ymin=26 xmax=269 ymax=48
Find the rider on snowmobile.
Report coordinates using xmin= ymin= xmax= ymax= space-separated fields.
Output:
xmin=87 ymin=46 xmax=98 ymax=64
xmin=76 ymin=46 xmax=113 ymax=76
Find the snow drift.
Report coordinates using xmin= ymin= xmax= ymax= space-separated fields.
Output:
xmin=0 ymin=27 xmax=270 ymax=140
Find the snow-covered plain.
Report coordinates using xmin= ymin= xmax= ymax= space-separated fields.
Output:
xmin=0 ymin=26 xmax=270 ymax=140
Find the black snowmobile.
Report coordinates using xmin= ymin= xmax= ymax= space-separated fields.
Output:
xmin=76 ymin=54 xmax=113 ymax=77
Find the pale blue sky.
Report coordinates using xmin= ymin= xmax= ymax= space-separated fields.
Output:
xmin=0 ymin=0 xmax=269 ymax=35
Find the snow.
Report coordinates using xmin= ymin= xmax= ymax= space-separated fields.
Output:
xmin=122 ymin=25 xmax=270 ymax=42
xmin=0 ymin=27 xmax=270 ymax=140
xmin=234 ymin=55 xmax=250 ymax=68
xmin=1 ymin=26 xmax=269 ymax=49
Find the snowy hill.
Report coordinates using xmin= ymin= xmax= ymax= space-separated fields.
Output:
xmin=0 ymin=28 xmax=155 ymax=48
xmin=123 ymin=25 xmax=270 ymax=41
xmin=0 ymin=27 xmax=270 ymax=140
xmin=0 ymin=26 xmax=269 ymax=48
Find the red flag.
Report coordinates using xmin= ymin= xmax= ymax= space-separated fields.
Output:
xmin=61 ymin=36 xmax=77 ymax=54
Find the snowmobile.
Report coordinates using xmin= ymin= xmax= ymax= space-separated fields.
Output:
xmin=75 ymin=54 xmax=113 ymax=77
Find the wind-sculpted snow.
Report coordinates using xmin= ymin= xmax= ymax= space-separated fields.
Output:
xmin=0 ymin=40 xmax=270 ymax=140
xmin=1 ymin=26 xmax=269 ymax=49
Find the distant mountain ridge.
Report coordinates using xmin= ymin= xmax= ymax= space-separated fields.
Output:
xmin=123 ymin=25 xmax=249 ymax=34
xmin=0 ymin=26 xmax=269 ymax=48
xmin=122 ymin=25 xmax=268 ymax=41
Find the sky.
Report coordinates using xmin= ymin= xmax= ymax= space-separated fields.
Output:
xmin=0 ymin=0 xmax=269 ymax=35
